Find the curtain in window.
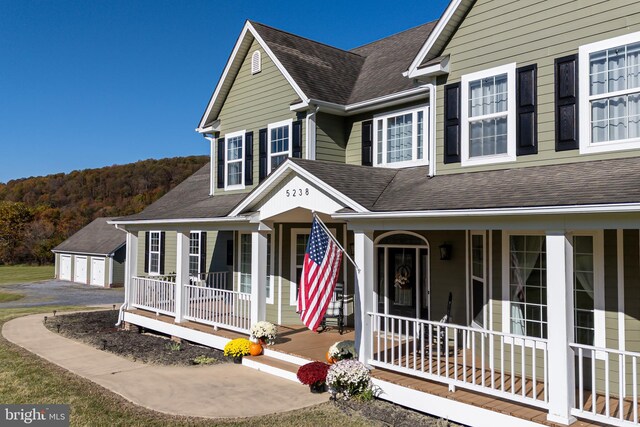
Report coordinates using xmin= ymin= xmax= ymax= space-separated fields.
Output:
xmin=510 ymin=237 xmax=544 ymax=335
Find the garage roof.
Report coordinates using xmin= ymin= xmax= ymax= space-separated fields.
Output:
xmin=52 ymin=217 xmax=126 ymax=256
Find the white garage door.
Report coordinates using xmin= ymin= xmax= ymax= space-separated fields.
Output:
xmin=74 ymin=256 xmax=87 ymax=284
xmin=91 ymin=258 xmax=106 ymax=287
xmin=60 ymin=255 xmax=72 ymax=281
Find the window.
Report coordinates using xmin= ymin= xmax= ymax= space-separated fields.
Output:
xmin=373 ymin=106 xmax=429 ymax=167
xmin=292 ymin=232 xmax=310 ymax=305
xmin=189 ymin=232 xmax=201 ymax=278
xmin=508 ymin=235 xmax=547 ymax=339
xmin=225 ymin=130 xmax=245 ymax=190
xmin=574 ymin=235 xmax=594 ymax=345
xmin=239 ymin=233 xmax=251 ymax=294
xmin=461 ymin=63 xmax=516 ymax=166
xmin=251 ymin=50 xmax=261 ymax=74
xmin=266 ymin=233 xmax=273 ymax=304
xmin=148 ymin=231 xmax=161 ymax=275
xmin=268 ymin=119 xmax=292 ymax=173
xmin=580 ymin=32 xmax=640 ymax=153
xmin=470 ymin=232 xmax=486 ymax=327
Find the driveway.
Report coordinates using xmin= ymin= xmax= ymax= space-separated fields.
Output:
xmin=0 ymin=280 xmax=124 ymax=308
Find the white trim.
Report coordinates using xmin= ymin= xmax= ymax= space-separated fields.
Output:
xmin=461 ymin=63 xmax=516 ymax=167
xmin=277 ymin=224 xmax=283 ymax=324
xmin=373 ymin=105 xmax=430 ymax=168
xmin=305 ymin=107 xmax=318 ymax=160
xmin=108 ymin=217 xmax=250 ymax=226
xmin=197 ymin=21 xmax=308 ymax=131
xmin=52 ymin=250 xmax=119 ymax=257
xmin=229 ymin=159 xmax=368 ymax=216
xmin=405 ymin=0 xmax=465 ymax=78
xmin=148 ymin=230 xmax=161 ymax=275
xmin=205 ymin=136 xmax=215 ymax=196
xmin=579 ymin=31 xmax=640 ymax=154
xmin=290 ymin=228 xmax=309 ymax=306
xmin=617 ymin=229 xmax=625 ymax=352
xmin=188 ymin=231 xmax=201 ymax=279
xmin=223 ymin=130 xmax=246 ymax=191
xmin=238 ymin=232 xmax=252 ymax=294
xmin=469 ymin=231 xmax=487 ymax=329
xmin=266 ymin=232 xmax=274 ymax=304
xmin=332 ymin=202 xmax=640 ymax=219
xmin=427 ymin=83 xmax=437 ymax=177
xmin=267 ymin=119 xmax=293 ymax=174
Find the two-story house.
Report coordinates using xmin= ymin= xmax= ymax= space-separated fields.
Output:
xmin=111 ymin=1 xmax=640 ymax=426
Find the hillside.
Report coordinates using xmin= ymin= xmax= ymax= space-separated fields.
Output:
xmin=0 ymin=156 xmax=209 ymax=265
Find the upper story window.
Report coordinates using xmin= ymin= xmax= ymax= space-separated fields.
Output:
xmin=225 ymin=130 xmax=245 ymax=190
xmin=461 ymin=63 xmax=516 ymax=167
xmin=268 ymin=119 xmax=292 ymax=173
xmin=580 ymin=31 xmax=640 ymax=154
xmin=251 ymin=50 xmax=261 ymax=74
xmin=373 ymin=106 xmax=429 ymax=167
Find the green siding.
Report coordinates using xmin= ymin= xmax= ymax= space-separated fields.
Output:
xmin=217 ymin=38 xmax=303 ymax=194
xmin=136 ymin=231 xmax=176 ymax=276
xmin=315 ymin=112 xmax=346 ymax=163
xmin=435 ymin=0 xmax=640 ymax=175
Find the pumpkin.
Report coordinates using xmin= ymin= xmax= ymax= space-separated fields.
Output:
xmin=249 ymin=342 xmax=263 ymax=356
xmin=325 ymin=351 xmax=335 ymax=365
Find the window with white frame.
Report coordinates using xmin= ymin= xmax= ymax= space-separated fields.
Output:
xmin=148 ymin=231 xmax=161 ymax=275
xmin=470 ymin=232 xmax=486 ymax=327
xmin=509 ymin=235 xmax=547 ymax=339
xmin=239 ymin=233 xmax=251 ymax=293
xmin=461 ymin=63 xmax=516 ymax=166
xmin=266 ymin=233 xmax=273 ymax=303
xmin=268 ymin=119 xmax=292 ymax=173
xmin=373 ymin=106 xmax=429 ymax=167
xmin=225 ymin=131 xmax=244 ymax=189
xmin=189 ymin=232 xmax=201 ymax=278
xmin=580 ymin=32 xmax=640 ymax=153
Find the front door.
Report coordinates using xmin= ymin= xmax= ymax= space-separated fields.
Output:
xmin=387 ymin=247 xmax=417 ymax=318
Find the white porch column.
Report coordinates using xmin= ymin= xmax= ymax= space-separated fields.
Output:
xmin=175 ymin=230 xmax=190 ymax=323
xmin=124 ymin=231 xmax=138 ymax=309
xmin=546 ymin=231 xmax=576 ymax=425
xmin=250 ymin=230 xmax=268 ymax=326
xmin=354 ymin=229 xmax=374 ymax=367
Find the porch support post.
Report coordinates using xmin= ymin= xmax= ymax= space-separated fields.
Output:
xmin=175 ymin=230 xmax=190 ymax=323
xmin=546 ymin=231 xmax=576 ymax=425
xmin=354 ymin=229 xmax=374 ymax=367
xmin=124 ymin=231 xmax=138 ymax=309
xmin=250 ymin=230 xmax=267 ymax=326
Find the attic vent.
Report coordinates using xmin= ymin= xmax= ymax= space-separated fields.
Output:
xmin=251 ymin=50 xmax=261 ymax=74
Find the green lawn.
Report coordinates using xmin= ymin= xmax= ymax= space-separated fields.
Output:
xmin=0 ymin=291 xmax=23 ymax=302
xmin=0 ymin=306 xmax=375 ymax=427
xmin=0 ymin=264 xmax=54 ymax=286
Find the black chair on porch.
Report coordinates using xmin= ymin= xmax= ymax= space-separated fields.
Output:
xmin=319 ymin=282 xmax=345 ymax=335
xmin=430 ymin=292 xmax=453 ymax=355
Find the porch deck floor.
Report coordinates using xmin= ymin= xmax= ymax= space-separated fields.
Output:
xmin=270 ymin=324 xmax=355 ymax=361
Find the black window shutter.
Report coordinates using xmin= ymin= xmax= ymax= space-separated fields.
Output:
xmin=361 ymin=120 xmax=373 ymax=166
xmin=144 ymin=232 xmax=149 ymax=273
xmin=292 ymin=120 xmax=303 ymax=158
xmin=516 ymin=64 xmax=538 ymax=156
xmin=258 ymin=128 xmax=268 ymax=182
xmin=226 ymin=239 xmax=233 ymax=265
xmin=159 ymin=232 xmax=166 ymax=275
xmin=244 ymin=132 xmax=253 ymax=185
xmin=555 ymin=54 xmax=579 ymax=151
xmin=444 ymin=82 xmax=461 ymax=164
xmin=217 ymin=138 xmax=225 ymax=189
xmin=200 ymin=232 xmax=207 ymax=274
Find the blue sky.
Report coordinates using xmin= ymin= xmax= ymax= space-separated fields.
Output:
xmin=0 ymin=0 xmax=449 ymax=183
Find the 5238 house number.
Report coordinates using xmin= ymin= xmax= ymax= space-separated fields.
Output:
xmin=285 ymin=187 xmax=310 ymax=197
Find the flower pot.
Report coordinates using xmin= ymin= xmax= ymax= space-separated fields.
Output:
xmin=249 ymin=342 xmax=263 ymax=356
xmin=233 ymin=356 xmax=243 ymax=364
xmin=326 ymin=351 xmax=335 ymax=365
xmin=309 ymin=382 xmax=326 ymax=393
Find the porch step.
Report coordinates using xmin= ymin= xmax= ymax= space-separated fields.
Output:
xmin=242 ymin=354 xmax=301 ymax=383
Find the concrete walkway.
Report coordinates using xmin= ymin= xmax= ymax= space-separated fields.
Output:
xmin=2 ymin=312 xmax=326 ymax=418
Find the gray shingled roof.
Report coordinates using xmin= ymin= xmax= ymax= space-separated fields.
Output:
xmin=249 ymin=20 xmax=436 ymax=106
xmin=113 ymin=164 xmax=246 ymax=221
xmin=53 ymin=217 xmax=125 ymax=255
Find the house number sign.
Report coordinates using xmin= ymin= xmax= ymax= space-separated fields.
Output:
xmin=285 ymin=187 xmax=310 ymax=198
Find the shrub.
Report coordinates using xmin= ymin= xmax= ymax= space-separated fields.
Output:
xmin=223 ymin=338 xmax=251 ymax=357
xmin=326 ymin=359 xmax=372 ymax=400
xmin=165 ymin=341 xmax=181 ymax=351
xmin=192 ymin=355 xmax=216 ymax=365
xmin=296 ymin=361 xmax=330 ymax=386
xmin=250 ymin=321 xmax=277 ymax=344
xmin=328 ymin=340 xmax=357 ymax=361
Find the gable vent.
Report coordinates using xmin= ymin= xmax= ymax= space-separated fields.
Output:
xmin=251 ymin=50 xmax=261 ymax=74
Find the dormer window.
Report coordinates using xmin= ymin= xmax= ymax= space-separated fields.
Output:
xmin=251 ymin=50 xmax=261 ymax=74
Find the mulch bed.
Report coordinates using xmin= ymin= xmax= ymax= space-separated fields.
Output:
xmin=334 ymin=399 xmax=460 ymax=426
xmin=43 ymin=310 xmax=228 ymax=366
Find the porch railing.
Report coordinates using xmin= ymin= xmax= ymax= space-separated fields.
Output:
xmin=368 ymin=312 xmax=549 ymax=409
xmin=130 ymin=276 xmax=176 ymax=316
xmin=571 ymin=343 xmax=640 ymax=426
xmin=190 ymin=271 xmax=228 ymax=289
xmin=184 ymin=284 xmax=251 ymax=333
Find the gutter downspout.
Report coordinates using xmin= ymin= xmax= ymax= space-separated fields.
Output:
xmin=114 ymin=224 xmax=128 ymax=327
xmin=426 ymin=82 xmax=437 ymax=177
xmin=305 ymin=105 xmax=319 ymax=160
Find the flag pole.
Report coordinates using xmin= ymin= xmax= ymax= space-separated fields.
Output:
xmin=312 ymin=212 xmax=361 ymax=273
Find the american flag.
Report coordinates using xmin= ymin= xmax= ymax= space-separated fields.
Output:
xmin=297 ymin=217 xmax=343 ymax=331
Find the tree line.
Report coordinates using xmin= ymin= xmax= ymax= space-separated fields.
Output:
xmin=0 ymin=156 xmax=208 ymax=265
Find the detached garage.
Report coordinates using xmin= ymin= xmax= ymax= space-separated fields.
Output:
xmin=52 ymin=217 xmax=126 ymax=287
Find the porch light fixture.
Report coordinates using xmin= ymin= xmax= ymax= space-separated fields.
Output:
xmin=439 ymin=243 xmax=452 ymax=261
